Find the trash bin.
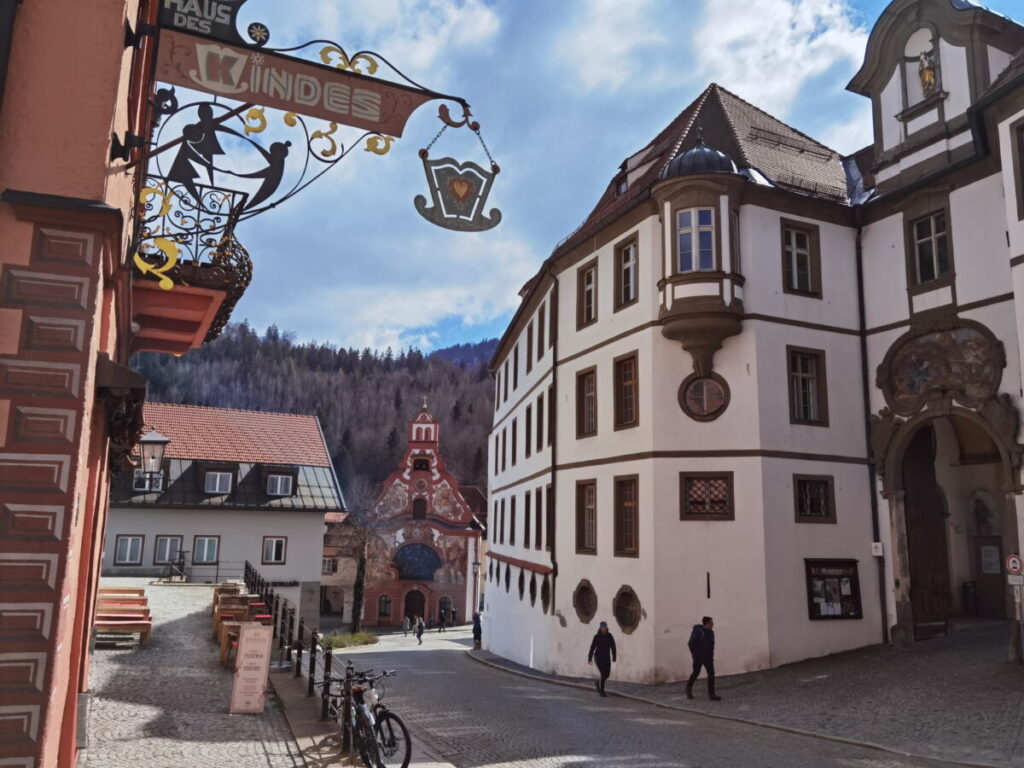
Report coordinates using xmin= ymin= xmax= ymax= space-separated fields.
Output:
xmin=962 ymin=580 xmax=978 ymax=615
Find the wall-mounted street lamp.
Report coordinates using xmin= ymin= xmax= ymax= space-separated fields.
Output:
xmin=138 ymin=429 xmax=170 ymax=473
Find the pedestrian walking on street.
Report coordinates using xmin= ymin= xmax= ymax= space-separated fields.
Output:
xmin=472 ymin=611 xmax=482 ymax=649
xmin=686 ymin=616 xmax=720 ymax=701
xmin=402 ymin=615 xmax=411 ymax=638
xmin=415 ymin=616 xmax=425 ymax=645
xmin=588 ymin=621 xmax=617 ymax=697
xmin=451 ymin=609 xmax=458 ymax=626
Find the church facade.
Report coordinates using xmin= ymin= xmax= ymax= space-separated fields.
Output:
xmin=360 ymin=406 xmax=483 ymax=627
xmin=485 ymin=0 xmax=1024 ymax=682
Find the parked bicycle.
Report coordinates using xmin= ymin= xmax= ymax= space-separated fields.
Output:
xmin=318 ymin=665 xmax=411 ymax=768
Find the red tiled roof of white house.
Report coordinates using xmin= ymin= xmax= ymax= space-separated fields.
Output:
xmin=142 ymin=402 xmax=333 ymax=467
xmin=324 ymin=512 xmax=348 ymax=524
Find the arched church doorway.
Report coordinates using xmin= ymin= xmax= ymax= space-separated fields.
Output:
xmin=404 ymin=589 xmax=425 ymax=620
xmin=898 ymin=416 xmax=1013 ymax=640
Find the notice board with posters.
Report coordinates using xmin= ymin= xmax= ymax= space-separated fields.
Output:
xmin=805 ymin=559 xmax=863 ymax=620
xmin=229 ymin=622 xmax=274 ymax=713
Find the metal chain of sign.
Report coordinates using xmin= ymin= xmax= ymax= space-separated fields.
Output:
xmin=413 ymin=109 xmax=502 ymax=232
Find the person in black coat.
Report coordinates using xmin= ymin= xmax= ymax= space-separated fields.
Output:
xmin=686 ymin=616 xmax=720 ymax=700
xmin=472 ymin=612 xmax=482 ymax=649
xmin=588 ymin=621 xmax=617 ymax=697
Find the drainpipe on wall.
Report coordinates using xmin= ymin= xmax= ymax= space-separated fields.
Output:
xmin=854 ymin=210 xmax=889 ymax=645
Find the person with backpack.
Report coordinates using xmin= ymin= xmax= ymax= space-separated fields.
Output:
xmin=587 ymin=621 xmax=617 ymax=697
xmin=686 ymin=616 xmax=720 ymax=701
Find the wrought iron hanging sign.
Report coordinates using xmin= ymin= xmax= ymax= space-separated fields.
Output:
xmin=414 ymin=107 xmax=501 ymax=232
xmin=130 ymin=0 xmax=502 ymax=294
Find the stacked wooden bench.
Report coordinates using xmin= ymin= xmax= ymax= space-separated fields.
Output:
xmin=211 ymin=585 xmax=273 ymax=667
xmin=94 ymin=587 xmax=152 ymax=644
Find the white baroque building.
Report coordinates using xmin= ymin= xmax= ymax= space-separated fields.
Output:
xmin=484 ymin=0 xmax=1024 ymax=682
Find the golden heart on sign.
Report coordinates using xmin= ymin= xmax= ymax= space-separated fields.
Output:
xmin=448 ymin=178 xmax=474 ymax=202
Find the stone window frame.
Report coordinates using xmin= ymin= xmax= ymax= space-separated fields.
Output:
xmin=613 ymin=351 xmax=639 ymax=430
xmin=261 ymin=535 xmax=288 ymax=565
xmin=1012 ymin=116 xmax=1024 ymax=222
xmin=613 ymin=474 xmax=639 ymax=557
xmin=114 ymin=533 xmax=144 ymax=566
xmin=793 ymin=474 xmax=837 ymax=524
xmin=573 ymin=578 xmax=598 ymax=623
xmin=547 ymin=384 xmax=555 ymax=447
xmin=575 ymin=479 xmax=598 ymax=554
xmin=787 ymin=345 xmax=829 ymax=427
xmin=780 ymin=218 xmax=822 ymax=298
xmin=672 ymin=205 xmax=718 ymax=274
xmin=322 ymin=557 xmax=338 ymax=575
xmin=576 ymin=258 xmax=599 ymax=329
xmin=498 ymin=498 xmax=505 ymax=545
xmin=152 ymin=534 xmax=183 ymax=565
xmin=901 ymin=189 xmax=955 ymax=297
xmin=501 ymin=427 xmax=507 ymax=471
xmin=613 ymin=233 xmax=639 ymax=311
xmin=192 ymin=534 xmax=220 ymax=565
xmin=679 ymin=472 xmax=735 ymax=521
xmin=576 ymin=365 xmax=598 ymax=438
xmin=612 ymin=584 xmax=642 ymax=634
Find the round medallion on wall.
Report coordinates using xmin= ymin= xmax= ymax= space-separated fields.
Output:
xmin=415 ymin=479 xmax=427 ymax=491
xmin=573 ymin=579 xmax=598 ymax=624
xmin=678 ymin=372 xmax=730 ymax=421
xmin=612 ymin=585 xmax=641 ymax=634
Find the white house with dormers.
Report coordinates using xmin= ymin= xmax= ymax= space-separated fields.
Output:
xmin=484 ymin=0 xmax=1024 ymax=683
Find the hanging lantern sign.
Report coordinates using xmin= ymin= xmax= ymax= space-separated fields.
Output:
xmin=414 ymin=108 xmax=502 ymax=232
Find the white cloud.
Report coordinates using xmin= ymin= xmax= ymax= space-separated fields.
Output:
xmin=693 ymin=0 xmax=868 ymax=118
xmin=556 ymin=0 xmax=668 ymax=92
xmin=819 ymin=101 xmax=874 ymax=155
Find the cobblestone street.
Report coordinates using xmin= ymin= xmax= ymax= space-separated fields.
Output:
xmin=79 ymin=579 xmax=302 ymax=768
xmin=340 ymin=628 xmax=968 ymax=768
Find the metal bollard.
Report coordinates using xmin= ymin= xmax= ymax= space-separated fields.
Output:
xmin=342 ymin=659 xmax=354 ymax=753
xmin=307 ymin=631 xmax=319 ymax=697
xmin=320 ymin=650 xmax=333 ymax=721
xmin=293 ymin=618 xmax=305 ymax=678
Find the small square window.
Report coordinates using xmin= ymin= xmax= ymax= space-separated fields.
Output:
xmin=322 ymin=557 xmax=337 ymax=575
xmin=267 ymin=474 xmax=293 ymax=496
xmin=680 ymin=473 xmax=734 ymax=520
xmin=794 ymin=475 xmax=836 ymax=524
xmin=262 ymin=536 xmax=287 ymax=565
xmin=204 ymin=471 xmax=232 ymax=494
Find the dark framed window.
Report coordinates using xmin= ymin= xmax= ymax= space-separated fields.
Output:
xmin=511 ymin=419 xmax=517 ymax=467
xmin=525 ymin=406 xmax=532 ymax=458
xmin=781 ymin=219 xmax=821 ymax=297
xmin=1013 ymin=120 xmax=1024 ymax=221
xmin=547 ymin=385 xmax=555 ymax=446
xmin=676 ymin=207 xmax=715 ymax=273
xmin=509 ymin=495 xmax=517 ymax=547
xmin=193 ymin=535 xmax=220 ymax=564
xmin=536 ymin=391 xmax=545 ymax=452
xmin=614 ymin=475 xmax=639 ymax=556
xmin=546 ymin=484 xmax=554 ymax=551
xmin=513 ymin=345 xmax=519 ymax=390
xmin=614 ymin=236 xmax=638 ymax=310
xmin=534 ymin=487 xmax=543 ymax=549
xmin=501 ymin=427 xmax=507 ymax=471
xmin=493 ymin=434 xmax=499 ymax=474
xmin=576 ymin=367 xmax=597 ymax=438
xmin=412 ymin=498 xmax=427 ymax=520
xmin=262 ymin=536 xmax=287 ymax=565
xmin=503 ymin=359 xmax=509 ymax=402
xmin=680 ymin=472 xmax=734 ymax=521
xmin=494 ymin=372 xmax=500 ymax=412
xmin=678 ymin=372 xmax=730 ymax=421
xmin=412 ymin=458 xmax=430 ymax=471
xmin=378 ymin=595 xmax=392 ymax=618
xmin=537 ymin=303 xmax=546 ymax=359
xmin=794 ymin=475 xmax=836 ymax=524
xmin=322 ymin=557 xmax=338 ymax=575
xmin=910 ymin=211 xmax=950 ymax=286
xmin=153 ymin=535 xmax=182 ymax=565
xmin=613 ymin=585 xmax=641 ymax=633
xmin=577 ymin=260 xmax=598 ymax=328
xmin=575 ymin=480 xmax=597 ymax=553
xmin=548 ymin=295 xmax=556 ymax=348
xmin=573 ymin=579 xmax=597 ymax=623
xmin=204 ymin=470 xmax=232 ymax=494
xmin=114 ymin=534 xmax=144 ymax=566
xmin=805 ymin=559 xmax=863 ymax=620
xmin=614 ymin=352 xmax=638 ymax=429
xmin=526 ymin=322 xmax=534 ymax=373
xmin=499 ymin=499 xmax=506 ymax=544
xmin=524 ymin=491 xmax=532 ymax=549
xmin=787 ymin=346 xmax=828 ymax=426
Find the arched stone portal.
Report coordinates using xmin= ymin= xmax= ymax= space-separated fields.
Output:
xmin=404 ymin=589 xmax=425 ymax=620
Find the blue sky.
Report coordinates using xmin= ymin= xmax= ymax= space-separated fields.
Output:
xmin=222 ymin=0 xmax=1020 ymax=351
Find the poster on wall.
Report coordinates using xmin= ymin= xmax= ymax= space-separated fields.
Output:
xmin=806 ymin=560 xmax=863 ymax=620
xmin=980 ymin=545 xmax=1002 ymax=575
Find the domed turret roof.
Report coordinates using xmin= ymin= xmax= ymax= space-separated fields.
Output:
xmin=661 ymin=135 xmax=738 ymax=180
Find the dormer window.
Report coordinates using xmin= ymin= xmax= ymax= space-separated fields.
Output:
xmin=412 ymin=459 xmax=430 ymax=472
xmin=267 ymin=473 xmax=293 ymax=496
xmin=204 ymin=471 xmax=232 ymax=494
xmin=132 ymin=468 xmax=164 ymax=493
xmin=616 ymin=177 xmax=628 ymax=195
xmin=676 ymin=208 xmax=715 ymax=273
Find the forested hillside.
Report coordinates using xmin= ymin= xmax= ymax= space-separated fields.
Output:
xmin=131 ymin=322 xmax=496 ymax=495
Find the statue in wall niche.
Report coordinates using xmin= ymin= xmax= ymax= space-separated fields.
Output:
xmin=919 ymin=50 xmax=938 ymax=97
xmin=971 ymin=493 xmax=998 ymax=536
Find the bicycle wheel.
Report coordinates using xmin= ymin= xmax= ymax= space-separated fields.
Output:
xmin=357 ymin=718 xmax=381 ymax=768
xmin=374 ymin=710 xmax=411 ymax=768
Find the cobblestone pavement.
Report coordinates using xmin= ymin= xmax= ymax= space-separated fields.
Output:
xmin=79 ymin=578 xmax=303 ymax=768
xmin=338 ymin=628 xmax=963 ymax=768
xmin=473 ymin=620 xmax=1024 ymax=768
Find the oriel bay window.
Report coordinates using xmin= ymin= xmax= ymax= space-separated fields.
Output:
xmin=262 ymin=536 xmax=287 ymax=565
xmin=787 ymin=346 xmax=828 ymax=426
xmin=576 ymin=367 xmax=597 ymax=438
xmin=680 ymin=472 xmax=734 ymax=520
xmin=614 ymin=476 xmax=639 ymax=556
xmin=910 ymin=211 xmax=950 ymax=286
xmin=615 ymin=236 xmax=638 ymax=310
xmin=577 ymin=260 xmax=598 ymax=328
xmin=781 ymin=219 xmax=821 ymax=297
xmin=614 ymin=353 xmax=638 ymax=429
xmin=676 ymin=208 xmax=715 ymax=273
xmin=576 ymin=480 xmax=597 ymax=553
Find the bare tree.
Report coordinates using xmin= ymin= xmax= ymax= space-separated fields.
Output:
xmin=340 ymin=476 xmax=388 ymax=634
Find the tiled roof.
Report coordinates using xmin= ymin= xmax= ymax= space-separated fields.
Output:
xmin=556 ymin=83 xmax=847 ymax=258
xmin=142 ymin=402 xmax=332 ymax=467
xmin=325 ymin=512 xmax=348 ymax=524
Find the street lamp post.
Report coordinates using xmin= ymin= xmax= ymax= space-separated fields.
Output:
xmin=138 ymin=429 xmax=170 ymax=489
xmin=472 ymin=559 xmax=481 ymax=616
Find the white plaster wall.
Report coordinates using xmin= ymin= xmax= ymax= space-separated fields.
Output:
xmin=880 ymin=68 xmax=904 ymax=151
xmin=940 ymin=39 xmax=971 ymax=119
xmin=998 ymin=107 xmax=1024 ymax=261
xmin=861 ymin=213 xmax=908 ymax=330
xmin=951 ymin=174 xmax=1012 ymax=306
xmin=482 ymin=568 xmax=557 ymax=672
xmin=988 ymin=46 xmax=1012 ymax=86
xmin=762 ymin=458 xmax=882 ymax=667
